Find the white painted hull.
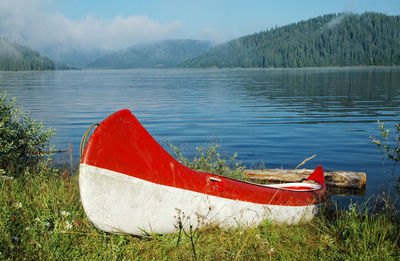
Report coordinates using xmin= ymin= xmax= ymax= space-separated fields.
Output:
xmin=80 ymin=164 xmax=322 ymax=235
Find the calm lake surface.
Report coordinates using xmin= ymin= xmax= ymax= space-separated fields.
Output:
xmin=1 ymin=67 xmax=400 ymax=202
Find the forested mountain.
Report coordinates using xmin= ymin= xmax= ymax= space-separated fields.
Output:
xmin=86 ymin=39 xmax=212 ymax=69
xmin=0 ymin=38 xmax=55 ymax=71
xmin=181 ymin=12 xmax=400 ymax=68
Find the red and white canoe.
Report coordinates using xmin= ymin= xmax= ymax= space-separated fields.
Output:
xmin=79 ymin=109 xmax=327 ymax=235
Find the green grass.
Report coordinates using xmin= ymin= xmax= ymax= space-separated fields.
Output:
xmin=1 ymin=154 xmax=399 ymax=260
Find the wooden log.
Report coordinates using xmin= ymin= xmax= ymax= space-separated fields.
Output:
xmin=243 ymin=169 xmax=366 ymax=189
xmin=327 ymin=186 xmax=366 ymax=197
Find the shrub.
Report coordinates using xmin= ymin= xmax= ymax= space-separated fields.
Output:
xmin=0 ymin=91 xmax=54 ymax=175
xmin=170 ymin=144 xmax=245 ymax=180
xmin=371 ymin=120 xmax=400 ymax=190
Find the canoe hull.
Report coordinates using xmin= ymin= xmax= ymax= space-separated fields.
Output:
xmin=79 ymin=109 xmax=326 ymax=235
xmin=80 ymin=164 xmax=322 ymax=235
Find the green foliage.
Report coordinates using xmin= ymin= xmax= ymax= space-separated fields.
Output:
xmin=312 ymin=200 xmax=400 ymax=260
xmin=0 ymin=38 xmax=55 ymax=71
xmin=182 ymin=12 xmax=400 ymax=68
xmin=170 ymin=144 xmax=245 ymax=180
xmin=0 ymin=91 xmax=54 ymax=175
xmin=371 ymin=120 xmax=400 ymax=190
xmin=371 ymin=121 xmax=400 ymax=163
xmin=1 ymin=164 xmax=399 ymax=260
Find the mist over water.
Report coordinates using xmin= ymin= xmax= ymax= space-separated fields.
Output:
xmin=1 ymin=67 xmax=399 ymax=201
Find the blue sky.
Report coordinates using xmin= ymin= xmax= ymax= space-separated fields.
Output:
xmin=57 ymin=0 xmax=400 ymax=37
xmin=0 ymin=0 xmax=399 ymax=51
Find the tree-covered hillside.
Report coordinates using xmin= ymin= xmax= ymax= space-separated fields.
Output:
xmin=86 ymin=39 xmax=212 ymax=69
xmin=181 ymin=12 xmax=400 ymax=68
xmin=0 ymin=38 xmax=55 ymax=71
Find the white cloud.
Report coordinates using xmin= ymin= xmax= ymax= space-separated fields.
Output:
xmin=325 ymin=12 xmax=351 ymax=29
xmin=0 ymin=0 xmax=183 ymax=51
xmin=200 ymin=27 xmax=233 ymax=44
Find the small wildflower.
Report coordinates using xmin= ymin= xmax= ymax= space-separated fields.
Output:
xmin=2 ymin=175 xmax=13 ymax=180
xmin=255 ymin=234 xmax=261 ymax=240
xmin=65 ymin=221 xmax=73 ymax=230
xmin=44 ymin=222 xmax=50 ymax=227
xmin=0 ymin=169 xmax=5 ymax=174
xmin=16 ymin=202 xmax=22 ymax=208
xmin=269 ymin=248 xmax=274 ymax=253
xmin=61 ymin=211 xmax=70 ymax=217
xmin=25 ymin=227 xmax=30 ymax=230
xmin=239 ymin=231 xmax=244 ymax=236
xmin=35 ymin=217 xmax=41 ymax=221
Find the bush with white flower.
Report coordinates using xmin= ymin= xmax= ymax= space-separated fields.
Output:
xmin=0 ymin=91 xmax=54 ymax=175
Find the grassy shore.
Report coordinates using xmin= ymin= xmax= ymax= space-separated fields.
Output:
xmin=1 ymin=156 xmax=399 ymax=261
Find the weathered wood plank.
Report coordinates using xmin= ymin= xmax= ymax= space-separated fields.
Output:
xmin=327 ymin=186 xmax=366 ymax=196
xmin=243 ymin=169 xmax=366 ymax=189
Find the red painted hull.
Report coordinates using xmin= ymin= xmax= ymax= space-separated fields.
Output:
xmin=81 ymin=109 xmax=326 ymax=207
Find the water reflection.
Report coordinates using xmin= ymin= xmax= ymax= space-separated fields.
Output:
xmin=231 ymin=67 xmax=400 ymax=120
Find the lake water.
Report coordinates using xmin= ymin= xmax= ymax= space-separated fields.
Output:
xmin=1 ymin=67 xmax=400 ymax=201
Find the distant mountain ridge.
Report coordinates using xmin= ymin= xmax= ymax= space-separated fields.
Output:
xmin=3 ymin=12 xmax=398 ymax=70
xmin=0 ymin=38 xmax=56 ymax=71
xmin=43 ymin=47 xmax=112 ymax=69
xmin=181 ymin=12 xmax=400 ymax=68
xmin=86 ymin=39 xmax=212 ymax=69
